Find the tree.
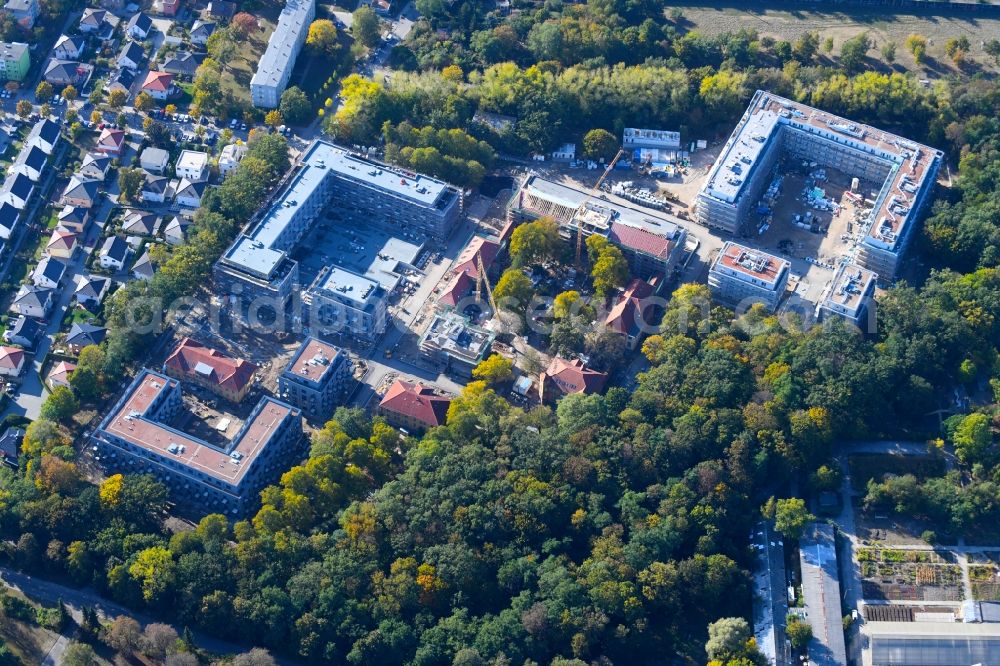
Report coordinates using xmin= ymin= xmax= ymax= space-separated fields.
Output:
xmin=553 ymin=290 xmax=593 ymax=320
xmin=905 ymin=34 xmax=928 ymax=64
xmin=770 ymin=497 xmax=814 ymax=540
xmin=265 ymin=109 xmax=282 ymax=127
xmin=15 ymin=99 xmax=31 ymax=118
xmin=793 ymin=31 xmax=819 ymax=62
xmin=40 ymin=386 xmax=78 ymax=422
xmin=352 ymin=6 xmax=381 ymax=49
xmin=591 ymin=244 xmax=628 ymax=297
xmin=105 ymin=616 xmax=142 ymax=655
xmin=128 ymin=546 xmax=175 ymax=603
xmin=35 ymin=81 xmax=53 ymax=102
xmin=952 ymin=413 xmax=991 ymax=464
xmin=62 ymin=642 xmax=98 ymax=666
xmin=118 ymin=167 xmax=145 ymax=202
xmin=142 ymin=623 xmax=179 ymax=659
xmin=472 ymin=354 xmax=513 ymax=385
xmin=786 ymin=616 xmax=813 ymax=650
xmin=230 ymin=12 xmax=258 ymax=39
xmin=840 ymin=32 xmax=871 ymax=73
xmin=985 ymin=39 xmax=1000 ymax=65
xmin=582 ymin=128 xmax=618 ymax=161
xmin=280 ymin=87 xmax=311 ymax=124
xmin=206 ymin=29 xmax=237 ymax=70
xmin=133 ymin=91 xmax=153 ymax=112
xmin=232 ymin=648 xmax=277 ymax=666
xmin=61 ymin=84 xmax=77 ymax=102
xmin=493 ymin=269 xmax=534 ymax=313
xmin=584 ymin=327 xmax=626 ymax=371
xmin=107 ymin=88 xmax=127 ymax=109
xmin=306 ymin=19 xmax=338 ymax=54
xmin=509 ymin=217 xmax=560 ymax=267
xmin=880 ymin=40 xmax=897 ymax=64
xmin=706 ymin=617 xmax=751 ymax=660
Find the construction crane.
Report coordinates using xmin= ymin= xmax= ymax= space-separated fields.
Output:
xmin=475 ymin=250 xmax=499 ymax=319
xmin=575 ymin=148 xmax=627 ymax=267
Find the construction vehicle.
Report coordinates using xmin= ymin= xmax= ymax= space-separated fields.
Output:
xmin=575 ymin=148 xmax=627 ymax=267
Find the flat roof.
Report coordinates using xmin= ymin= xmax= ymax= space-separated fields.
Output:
xmin=250 ymin=0 xmax=314 ymax=88
xmin=701 ymin=90 xmax=941 ymax=252
xmin=314 ymin=266 xmax=380 ymax=306
xmin=799 ymin=523 xmax=847 ymax=666
xmin=712 ymin=241 xmax=789 ymax=288
xmin=177 ymin=149 xmax=208 ymax=170
xmin=868 ymin=620 xmax=1000 ymax=666
xmin=420 ymin=311 xmax=494 ymax=363
xmin=822 ymin=263 xmax=876 ymax=315
xmin=284 ymin=336 xmax=342 ymax=386
xmin=99 ymin=370 xmax=298 ymax=486
xmin=223 ymin=235 xmax=286 ymax=279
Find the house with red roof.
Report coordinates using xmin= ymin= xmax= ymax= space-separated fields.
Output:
xmin=608 ymin=221 xmax=681 ymax=278
xmin=163 ymin=338 xmax=257 ymax=403
xmin=153 ymin=0 xmax=180 ymax=16
xmin=141 ymin=71 xmax=176 ymax=100
xmin=377 ymin=379 xmax=451 ymax=434
xmin=47 ymin=361 xmax=75 ymax=389
xmin=438 ymin=236 xmax=501 ymax=310
xmin=0 ymin=346 xmax=25 ymax=377
xmin=605 ymin=276 xmax=659 ymax=350
xmin=95 ymin=127 xmax=126 ymax=157
xmin=538 ymin=356 xmax=607 ymax=403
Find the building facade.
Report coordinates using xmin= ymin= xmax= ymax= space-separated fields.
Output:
xmin=817 ymin=263 xmax=877 ymax=327
xmin=250 ymin=0 xmax=315 ymax=108
xmin=708 ymin=241 xmax=790 ymax=312
xmin=305 ymin=266 xmax=388 ymax=341
xmin=277 ymin=337 xmax=352 ymax=420
xmin=0 ymin=42 xmax=29 ymax=82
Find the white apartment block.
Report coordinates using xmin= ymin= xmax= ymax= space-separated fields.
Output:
xmin=249 ymin=0 xmax=315 ymax=108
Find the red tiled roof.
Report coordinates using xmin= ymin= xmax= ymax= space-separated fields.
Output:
xmin=438 ymin=271 xmax=474 ymax=308
xmin=0 ymin=346 xmax=25 ymax=371
xmin=49 ymin=361 xmax=76 ymax=383
xmin=142 ymin=71 xmax=173 ymax=92
xmin=609 ymin=222 xmax=673 ymax=259
xmin=605 ymin=278 xmax=655 ymax=335
xmin=452 ymin=236 xmax=500 ymax=278
xmin=379 ymin=379 xmax=451 ymax=429
xmin=98 ymin=128 xmax=125 ymax=149
xmin=542 ymin=357 xmax=607 ymax=395
xmin=47 ymin=228 xmax=78 ymax=251
xmin=164 ymin=337 xmax=256 ymax=394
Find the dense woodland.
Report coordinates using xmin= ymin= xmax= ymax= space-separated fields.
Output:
xmin=0 ymin=1 xmax=998 ymax=665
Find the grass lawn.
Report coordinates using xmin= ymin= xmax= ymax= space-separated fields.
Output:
xmin=0 ymin=592 xmax=64 ymax=664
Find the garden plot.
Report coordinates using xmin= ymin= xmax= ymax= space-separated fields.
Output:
xmin=858 ymin=547 xmax=964 ymax=602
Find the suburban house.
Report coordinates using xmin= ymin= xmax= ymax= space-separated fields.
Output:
xmin=190 ymin=20 xmax=215 ymax=46
xmin=176 ymin=150 xmax=208 ymax=181
xmin=0 ymin=42 xmax=29 ymax=82
xmin=60 ymin=175 xmax=99 ymax=208
xmin=95 ymin=127 xmax=126 ymax=156
xmin=65 ymin=322 xmax=107 ymax=353
xmin=74 ymin=274 xmax=110 ymax=307
xmin=4 ymin=316 xmax=41 ymax=349
xmin=152 ymin=0 xmax=180 ymax=16
xmin=163 ymin=337 xmax=257 ymax=403
xmin=0 ymin=346 xmax=25 ymax=378
xmin=44 ymin=59 xmax=91 ymax=87
xmin=378 ymin=380 xmax=451 ymax=433
xmin=27 ymin=118 xmax=60 ymax=155
xmin=12 ymin=145 xmax=47 ymax=181
xmin=53 ymin=34 xmax=85 ymax=60
xmin=174 ymin=179 xmax=205 ymax=208
xmin=105 ymin=68 xmax=136 ymax=97
xmin=1 ymin=172 xmax=33 ymax=209
xmin=79 ymin=152 xmax=112 ymax=181
xmin=3 ymin=0 xmax=39 ymax=29
xmin=126 ymin=12 xmax=152 ymax=39
xmin=538 ymin=357 xmax=608 ymax=403
xmin=31 ymin=256 xmax=66 ymax=290
xmin=57 ymin=205 xmax=90 ymax=233
xmin=99 ymin=236 xmax=130 ymax=270
xmin=0 ymin=427 xmax=24 ymax=468
xmin=139 ymin=147 xmax=169 ymax=174
xmin=79 ymin=8 xmax=119 ymax=36
xmin=117 ymin=40 xmax=145 ymax=71
xmin=207 ymin=0 xmax=235 ymax=19
xmin=10 ymin=284 xmax=54 ymax=319
xmin=131 ymin=249 xmax=155 ymax=280
xmin=46 ymin=361 xmax=75 ymax=389
xmin=141 ymin=173 xmax=169 ymax=203
xmin=141 ymin=71 xmax=175 ymax=100
xmin=45 ymin=228 xmax=78 ymax=259
xmin=121 ymin=209 xmax=159 ymax=236
xmin=163 ymin=216 xmax=189 ymax=245
xmin=161 ymin=50 xmax=203 ymax=78
xmin=218 ymin=143 xmax=246 ymax=176
xmin=0 ymin=202 xmax=19 ymax=240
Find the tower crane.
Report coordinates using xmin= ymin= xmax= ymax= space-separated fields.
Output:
xmin=475 ymin=250 xmax=499 ymax=319
xmin=575 ymin=147 xmax=627 ymax=267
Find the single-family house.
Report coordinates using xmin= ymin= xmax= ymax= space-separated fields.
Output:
xmin=0 ymin=427 xmax=24 ymax=468
xmin=44 ymin=59 xmax=90 ymax=87
xmin=31 ymin=256 xmax=66 ymax=289
xmin=117 ymin=40 xmax=145 ymax=71
xmin=95 ymin=127 xmax=126 ymax=156
xmin=99 ymin=235 xmax=130 ymax=270
xmin=139 ymin=147 xmax=170 ymax=174
xmin=4 ymin=316 xmax=41 ymax=349
xmin=0 ymin=346 xmax=25 ymax=378
xmin=207 ymin=1 xmax=235 ymax=19
xmin=175 ymin=150 xmax=208 ymax=182
xmin=79 ymin=152 xmax=112 ymax=181
xmin=57 ymin=205 xmax=90 ymax=233
xmin=3 ymin=0 xmax=38 ymax=29
xmin=141 ymin=71 xmax=175 ymax=100
xmin=65 ymin=323 xmax=107 ymax=353
xmin=60 ymin=175 xmax=99 ymax=208
xmin=79 ymin=8 xmax=114 ymax=33
xmin=174 ymin=178 xmax=205 ymax=208
xmin=141 ymin=173 xmax=169 ymax=203
xmin=11 ymin=145 xmax=47 ymax=182
xmin=126 ymin=12 xmax=153 ymax=39
xmin=131 ymin=249 xmax=155 ymax=280
xmin=26 ymin=118 xmax=60 ymax=155
xmin=605 ymin=277 xmax=658 ymax=350
xmin=0 ymin=202 xmax=19 ymax=240
xmin=46 ymin=361 xmax=75 ymax=389
xmin=10 ymin=284 xmax=53 ymax=319
xmin=1 ymin=172 xmax=33 ymax=209
xmin=74 ymin=274 xmax=110 ymax=307
xmin=163 ymin=216 xmax=189 ymax=245
xmin=538 ymin=356 xmax=607 ymax=403
xmin=105 ymin=67 xmax=136 ymax=97
xmin=121 ymin=209 xmax=159 ymax=236
xmin=218 ymin=143 xmax=246 ymax=176
xmin=45 ymin=228 xmax=78 ymax=259
xmin=160 ymin=50 xmax=203 ymax=78
xmin=53 ymin=34 xmax=85 ymax=60
xmin=377 ymin=379 xmax=452 ymax=433
xmin=153 ymin=0 xmax=181 ymax=16
xmin=190 ymin=20 xmax=215 ymax=46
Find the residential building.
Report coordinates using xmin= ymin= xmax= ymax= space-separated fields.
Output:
xmin=47 ymin=361 xmax=75 ymax=389
xmin=27 ymin=118 xmax=60 ymax=155
xmin=126 ymin=12 xmax=152 ymax=39
xmin=0 ymin=42 xmax=29 ymax=82
xmin=817 ymin=263 xmax=877 ymax=327
xmin=152 ymin=0 xmax=180 ymax=16
xmin=418 ymin=311 xmax=494 ymax=376
xmin=53 ymin=34 xmax=85 ymax=60
xmin=43 ymin=59 xmax=91 ymax=87
xmin=377 ymin=379 xmax=451 ymax=434
xmin=32 ymin=256 xmax=66 ymax=289
xmin=250 ymin=0 xmax=316 ymax=108
xmin=45 ymin=228 xmax=78 ymax=259
xmin=141 ymin=173 xmax=169 ymax=203
xmin=65 ymin=323 xmax=106 ymax=353
xmin=79 ymin=8 xmax=118 ymax=36
xmin=121 ymin=209 xmax=159 ymax=236
xmin=95 ymin=127 xmax=126 ymax=156
xmin=10 ymin=284 xmax=53 ymax=319
xmin=79 ymin=152 xmax=112 ymax=181
xmin=60 ymin=175 xmax=98 ymax=208
xmin=539 ymin=356 xmax=608 ymax=403
xmin=305 ymin=266 xmax=388 ymax=341
xmin=163 ymin=216 xmax=189 ymax=246
xmin=0 ymin=202 xmax=19 ymax=240
xmin=74 ymin=274 xmax=110 ymax=307
xmin=94 ymin=370 xmax=303 ymax=517
xmin=3 ymin=0 xmax=38 ymax=29
xmin=605 ymin=277 xmax=658 ymax=350
xmin=160 ymin=50 xmax=203 ymax=78
xmin=12 ymin=145 xmax=47 ymax=181
xmin=176 ymin=150 xmax=209 ymax=181
xmin=57 ymin=205 xmax=89 ymax=233
xmin=218 ymin=143 xmax=246 ymax=176
xmin=277 ymin=337 xmax=352 ymax=420
xmin=4 ymin=316 xmax=41 ymax=349
xmin=0 ymin=346 xmax=25 ymax=377
xmin=99 ymin=235 xmax=130 ymax=270
xmin=798 ymin=523 xmax=847 ymax=666
xmin=0 ymin=427 xmax=23 ymax=467
xmin=141 ymin=71 xmax=174 ymax=100
xmin=215 ymin=140 xmax=462 ymax=313
xmin=695 ymin=90 xmax=941 ymax=281
xmin=163 ymin=338 xmax=257 ymax=403
xmin=105 ymin=67 xmax=135 ymax=97
xmin=190 ymin=20 xmax=215 ymax=46
xmin=131 ymin=249 xmax=155 ymax=280
xmin=117 ymin=40 xmax=145 ymax=71
xmin=139 ymin=148 xmax=170 ymax=175
xmin=174 ymin=178 xmax=205 ymax=208
xmin=708 ymin=242 xmax=790 ymax=312
xmin=1 ymin=172 xmax=33 ymax=209
xmin=508 ymin=175 xmax=687 ymax=279
xmin=207 ymin=0 xmax=235 ymax=19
